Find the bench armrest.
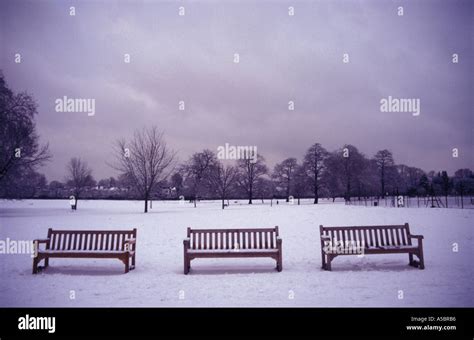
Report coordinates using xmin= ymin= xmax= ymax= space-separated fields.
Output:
xmin=183 ymin=238 xmax=190 ymax=248
xmin=33 ymin=239 xmax=50 ymax=244
xmin=124 ymin=238 xmax=136 ymax=252
xmin=33 ymin=238 xmax=50 ymax=250
xmin=409 ymin=234 xmax=424 ymax=248
xmin=276 ymin=237 xmax=282 ymax=248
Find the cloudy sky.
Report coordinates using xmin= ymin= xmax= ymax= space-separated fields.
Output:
xmin=1 ymin=0 xmax=472 ymax=181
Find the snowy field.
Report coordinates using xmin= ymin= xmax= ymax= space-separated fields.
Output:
xmin=0 ymin=199 xmax=472 ymax=307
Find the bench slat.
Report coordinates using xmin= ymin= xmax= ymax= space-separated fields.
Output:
xmin=405 ymin=225 xmax=412 ymax=245
xmin=95 ymin=233 xmax=99 ymax=251
xmin=375 ymin=229 xmax=380 ymax=247
xmin=400 ymin=227 xmax=406 ymax=245
xmin=61 ymin=233 xmax=66 ymax=250
xmin=394 ymin=228 xmax=400 ymax=246
xmin=102 ymin=233 xmax=107 ymax=250
xmin=187 ymin=228 xmax=279 ymax=251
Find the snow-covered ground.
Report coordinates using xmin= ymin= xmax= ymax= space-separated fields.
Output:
xmin=0 ymin=199 xmax=472 ymax=307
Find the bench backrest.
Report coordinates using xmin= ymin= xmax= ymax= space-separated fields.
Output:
xmin=319 ymin=223 xmax=412 ymax=248
xmin=187 ymin=227 xmax=279 ymax=250
xmin=46 ymin=229 xmax=136 ymax=251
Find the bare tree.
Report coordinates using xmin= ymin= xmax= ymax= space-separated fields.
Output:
xmin=303 ymin=143 xmax=328 ymax=204
xmin=322 ymin=154 xmax=344 ymax=201
xmin=65 ymin=157 xmax=95 ymax=209
xmin=209 ymin=161 xmax=238 ymax=209
xmin=292 ymin=165 xmax=309 ymax=205
xmin=272 ymin=157 xmax=298 ymax=202
xmin=434 ymin=171 xmax=452 ymax=208
xmin=374 ymin=149 xmax=395 ymax=198
xmin=254 ymin=177 xmax=275 ymax=204
xmin=330 ymin=145 xmax=367 ymax=201
xmin=236 ymin=154 xmax=268 ymax=204
xmin=113 ymin=127 xmax=176 ymax=213
xmin=454 ymin=169 xmax=474 ymax=209
xmin=0 ymin=72 xmax=51 ymax=191
xmin=170 ymin=172 xmax=184 ymax=199
xmin=183 ymin=149 xmax=217 ymax=207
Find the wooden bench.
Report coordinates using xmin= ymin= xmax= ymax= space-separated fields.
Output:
xmin=32 ymin=228 xmax=137 ymax=274
xmin=183 ymin=227 xmax=282 ymax=274
xmin=319 ymin=223 xmax=424 ymax=271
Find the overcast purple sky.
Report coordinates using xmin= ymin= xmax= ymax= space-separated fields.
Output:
xmin=1 ymin=0 xmax=472 ymax=182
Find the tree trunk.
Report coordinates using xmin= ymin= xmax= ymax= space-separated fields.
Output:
xmin=313 ymin=177 xmax=318 ymax=204
xmin=248 ymin=184 xmax=253 ymax=204
xmin=144 ymin=196 xmax=148 ymax=213
xmin=381 ymin=167 xmax=385 ymax=198
xmin=346 ymin=180 xmax=351 ymax=201
xmin=222 ymin=198 xmax=225 ymax=210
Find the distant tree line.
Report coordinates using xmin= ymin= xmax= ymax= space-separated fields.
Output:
xmin=1 ymin=71 xmax=474 ymax=212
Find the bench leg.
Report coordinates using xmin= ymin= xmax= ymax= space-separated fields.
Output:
xmin=184 ymin=254 xmax=190 ymax=275
xmin=276 ymin=256 xmax=282 ymax=272
xmin=417 ymin=251 xmax=425 ymax=270
xmin=44 ymin=258 xmax=49 ymax=268
xmin=326 ymin=255 xmax=333 ymax=271
xmin=121 ymin=255 xmax=130 ymax=273
xmin=131 ymin=254 xmax=136 ymax=270
xmin=124 ymin=260 xmax=130 ymax=273
xmin=408 ymin=253 xmax=414 ymax=266
xmin=32 ymin=257 xmax=39 ymax=274
xmin=321 ymin=253 xmax=327 ymax=270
